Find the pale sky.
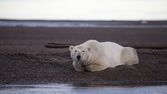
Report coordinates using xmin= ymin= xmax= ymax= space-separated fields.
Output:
xmin=0 ymin=0 xmax=167 ymax=20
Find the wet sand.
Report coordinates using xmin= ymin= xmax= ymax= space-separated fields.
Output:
xmin=0 ymin=27 xmax=167 ymax=86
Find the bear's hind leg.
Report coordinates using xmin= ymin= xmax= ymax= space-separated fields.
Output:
xmin=121 ymin=47 xmax=139 ymax=65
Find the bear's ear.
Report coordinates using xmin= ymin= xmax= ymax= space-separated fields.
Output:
xmin=69 ymin=45 xmax=74 ymax=51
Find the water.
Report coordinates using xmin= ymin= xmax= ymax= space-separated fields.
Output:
xmin=0 ymin=84 xmax=167 ymax=94
xmin=0 ymin=20 xmax=167 ymax=28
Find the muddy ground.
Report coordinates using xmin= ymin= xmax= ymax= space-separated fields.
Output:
xmin=0 ymin=27 xmax=167 ymax=86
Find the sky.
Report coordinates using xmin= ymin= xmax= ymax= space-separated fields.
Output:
xmin=0 ymin=0 xmax=167 ymax=20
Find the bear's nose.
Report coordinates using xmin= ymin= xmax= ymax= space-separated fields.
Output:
xmin=77 ymin=55 xmax=81 ymax=60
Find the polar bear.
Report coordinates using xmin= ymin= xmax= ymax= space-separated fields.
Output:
xmin=69 ymin=40 xmax=139 ymax=72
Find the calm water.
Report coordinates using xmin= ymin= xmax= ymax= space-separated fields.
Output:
xmin=1 ymin=20 xmax=167 ymax=28
xmin=0 ymin=84 xmax=167 ymax=94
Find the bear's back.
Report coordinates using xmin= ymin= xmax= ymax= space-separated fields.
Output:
xmin=100 ymin=42 xmax=124 ymax=67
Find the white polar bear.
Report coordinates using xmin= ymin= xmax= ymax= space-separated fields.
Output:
xmin=69 ymin=40 xmax=139 ymax=72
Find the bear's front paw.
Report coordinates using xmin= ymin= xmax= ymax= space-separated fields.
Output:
xmin=85 ymin=65 xmax=97 ymax=72
xmin=86 ymin=64 xmax=107 ymax=72
xmin=74 ymin=66 xmax=85 ymax=72
xmin=73 ymin=62 xmax=85 ymax=72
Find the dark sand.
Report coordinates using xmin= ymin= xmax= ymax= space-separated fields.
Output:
xmin=0 ymin=27 xmax=167 ymax=86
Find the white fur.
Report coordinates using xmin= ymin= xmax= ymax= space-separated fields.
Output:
xmin=69 ymin=40 xmax=139 ymax=72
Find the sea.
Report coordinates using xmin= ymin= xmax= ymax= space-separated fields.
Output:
xmin=0 ymin=20 xmax=167 ymax=28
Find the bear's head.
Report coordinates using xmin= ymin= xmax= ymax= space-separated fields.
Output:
xmin=69 ymin=45 xmax=91 ymax=65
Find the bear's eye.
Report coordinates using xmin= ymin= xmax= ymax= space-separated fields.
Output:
xmin=74 ymin=50 xmax=77 ymax=52
xmin=82 ymin=50 xmax=85 ymax=52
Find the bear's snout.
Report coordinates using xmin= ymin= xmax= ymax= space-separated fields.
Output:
xmin=77 ymin=55 xmax=81 ymax=60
